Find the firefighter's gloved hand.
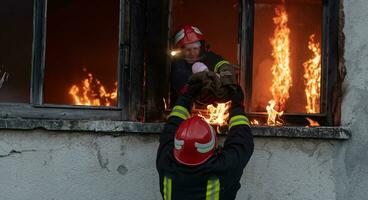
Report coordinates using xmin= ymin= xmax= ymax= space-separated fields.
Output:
xmin=182 ymin=72 xmax=205 ymax=99
xmin=230 ymin=85 xmax=244 ymax=108
xmin=176 ymin=80 xmax=203 ymax=110
xmin=187 ymin=81 xmax=203 ymax=99
xmin=218 ymin=63 xmax=237 ymax=87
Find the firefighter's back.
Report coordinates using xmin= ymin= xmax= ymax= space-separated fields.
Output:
xmin=158 ymin=151 xmax=243 ymax=200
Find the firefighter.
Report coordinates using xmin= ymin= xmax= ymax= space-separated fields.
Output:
xmin=156 ymin=79 xmax=254 ymax=200
xmin=170 ymin=25 xmax=237 ymax=105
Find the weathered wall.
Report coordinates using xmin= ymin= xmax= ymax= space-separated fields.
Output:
xmin=0 ymin=130 xmax=343 ymax=200
xmin=0 ymin=131 xmax=162 ymax=200
xmin=339 ymin=0 xmax=368 ymax=200
xmin=242 ymin=138 xmax=343 ymax=200
xmin=0 ymin=0 xmax=367 ymax=199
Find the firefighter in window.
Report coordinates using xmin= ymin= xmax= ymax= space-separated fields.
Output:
xmin=156 ymin=78 xmax=254 ymax=199
xmin=170 ymin=25 xmax=237 ymax=106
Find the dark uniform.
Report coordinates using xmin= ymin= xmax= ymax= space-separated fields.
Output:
xmin=156 ymin=90 xmax=254 ymax=200
xmin=170 ymin=51 xmax=230 ymax=105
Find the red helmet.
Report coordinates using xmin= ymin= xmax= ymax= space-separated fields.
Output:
xmin=173 ymin=116 xmax=217 ymax=166
xmin=174 ymin=25 xmax=205 ymax=48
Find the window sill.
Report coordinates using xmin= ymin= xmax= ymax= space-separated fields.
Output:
xmin=0 ymin=118 xmax=350 ymax=140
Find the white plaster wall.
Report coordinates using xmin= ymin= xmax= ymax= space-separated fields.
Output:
xmin=0 ymin=131 xmax=161 ymax=200
xmin=0 ymin=131 xmax=341 ymax=200
xmin=339 ymin=0 xmax=368 ymax=200
xmin=241 ymin=138 xmax=341 ymax=200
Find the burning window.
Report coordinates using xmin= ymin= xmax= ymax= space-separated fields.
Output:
xmin=169 ymin=0 xmax=340 ymax=127
xmin=171 ymin=0 xmax=239 ymax=64
xmin=44 ymin=0 xmax=120 ymax=107
xmin=250 ymin=0 xmax=323 ymax=126
xmin=0 ymin=0 xmax=33 ymax=103
xmin=170 ymin=0 xmax=240 ymax=127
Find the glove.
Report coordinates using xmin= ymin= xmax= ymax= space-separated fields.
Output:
xmin=181 ymin=72 xmax=206 ymax=99
xmin=230 ymin=85 xmax=244 ymax=108
xmin=175 ymin=74 xmax=204 ymax=110
xmin=218 ymin=63 xmax=237 ymax=87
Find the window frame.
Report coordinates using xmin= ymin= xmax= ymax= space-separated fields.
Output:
xmin=240 ymin=0 xmax=340 ymax=126
xmin=0 ymin=0 xmax=136 ymax=121
xmin=166 ymin=0 xmax=340 ymax=126
xmin=0 ymin=0 xmax=349 ymax=139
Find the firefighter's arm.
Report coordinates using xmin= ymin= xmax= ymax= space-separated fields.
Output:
xmin=205 ymin=51 xmax=227 ymax=72
xmin=206 ymin=51 xmax=237 ymax=89
xmin=157 ymin=79 xmax=203 ymax=160
xmin=158 ymin=93 xmax=193 ymax=150
xmin=170 ymin=61 xmax=189 ymax=94
xmin=220 ymin=86 xmax=254 ymax=169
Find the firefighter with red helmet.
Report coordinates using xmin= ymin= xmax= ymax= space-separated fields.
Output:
xmin=170 ymin=25 xmax=237 ymax=105
xmin=156 ymin=77 xmax=254 ymax=199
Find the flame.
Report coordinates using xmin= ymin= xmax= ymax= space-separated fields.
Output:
xmin=266 ymin=100 xmax=284 ymax=126
xmin=199 ymin=101 xmax=231 ymax=126
xmin=251 ymin=119 xmax=260 ymax=126
xmin=306 ymin=117 xmax=320 ymax=126
xmin=267 ymin=4 xmax=292 ymax=126
xmin=69 ymin=70 xmax=117 ymax=106
xmin=303 ymin=34 xmax=321 ymax=113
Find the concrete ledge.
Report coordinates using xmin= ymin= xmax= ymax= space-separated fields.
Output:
xmin=0 ymin=118 xmax=164 ymax=134
xmin=0 ymin=118 xmax=350 ymax=139
xmin=251 ymin=126 xmax=350 ymax=139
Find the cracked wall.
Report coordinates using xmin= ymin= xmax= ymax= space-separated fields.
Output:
xmin=0 ymin=130 xmax=341 ymax=200
xmin=0 ymin=131 xmax=162 ymax=200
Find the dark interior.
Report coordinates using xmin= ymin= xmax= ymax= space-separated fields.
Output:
xmin=44 ymin=0 xmax=120 ymax=106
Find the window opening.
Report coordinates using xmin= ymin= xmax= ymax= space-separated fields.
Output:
xmin=169 ymin=0 xmax=338 ymax=128
xmin=0 ymin=0 xmax=33 ymax=103
xmin=43 ymin=0 xmax=120 ymax=107
xmin=251 ymin=0 xmax=323 ymax=126
xmin=170 ymin=0 xmax=240 ymax=129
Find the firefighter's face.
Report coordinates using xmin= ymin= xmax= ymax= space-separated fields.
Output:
xmin=183 ymin=43 xmax=201 ymax=63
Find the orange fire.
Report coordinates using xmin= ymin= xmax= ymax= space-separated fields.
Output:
xmin=69 ymin=71 xmax=117 ymax=106
xmin=266 ymin=100 xmax=284 ymax=126
xmin=267 ymin=4 xmax=292 ymax=126
xmin=199 ymin=102 xmax=231 ymax=126
xmin=306 ymin=117 xmax=320 ymax=126
xmin=250 ymin=119 xmax=260 ymax=126
xmin=303 ymin=34 xmax=321 ymax=113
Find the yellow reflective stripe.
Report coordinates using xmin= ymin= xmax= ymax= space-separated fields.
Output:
xmin=168 ymin=177 xmax=172 ymax=200
xmin=214 ymin=179 xmax=220 ymax=200
xmin=169 ymin=105 xmax=190 ymax=120
xmin=229 ymin=121 xmax=250 ymax=129
xmin=229 ymin=115 xmax=250 ymax=129
xmin=168 ymin=111 xmax=187 ymax=120
xmin=206 ymin=178 xmax=220 ymax=200
xmin=206 ymin=179 xmax=212 ymax=200
xmin=163 ymin=177 xmax=167 ymax=200
xmin=163 ymin=176 xmax=172 ymax=200
xmin=229 ymin=115 xmax=249 ymax=124
xmin=214 ymin=60 xmax=230 ymax=73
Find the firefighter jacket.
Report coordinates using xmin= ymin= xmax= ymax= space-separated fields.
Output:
xmin=156 ymin=94 xmax=254 ymax=200
xmin=170 ymin=51 xmax=232 ymax=105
